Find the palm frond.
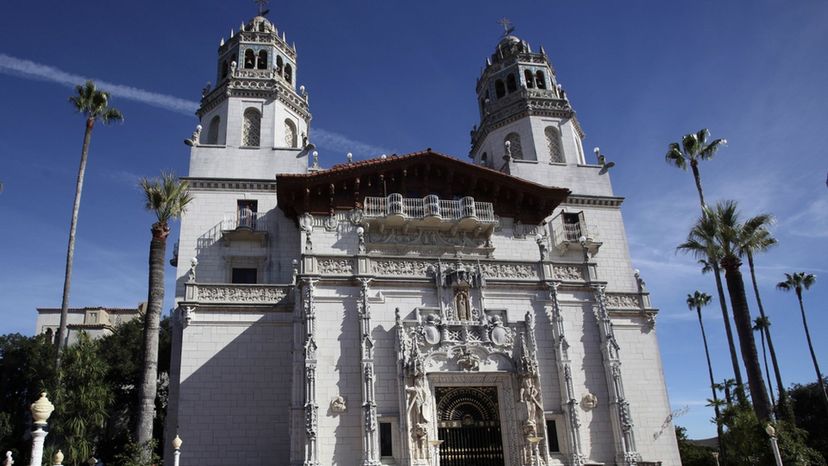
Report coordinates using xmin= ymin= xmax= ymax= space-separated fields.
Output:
xmin=665 ymin=143 xmax=687 ymax=169
xmin=139 ymin=172 xmax=192 ymax=224
xmin=699 ymin=137 xmax=726 ymax=160
xmin=681 ymin=132 xmax=700 ymax=159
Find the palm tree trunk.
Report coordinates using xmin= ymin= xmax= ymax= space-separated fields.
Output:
xmin=711 ymin=261 xmax=747 ymax=405
xmin=690 ymin=160 xmax=706 ymax=208
xmin=56 ymin=117 xmax=95 ymax=357
xmin=721 ymin=257 xmax=773 ymax=422
xmin=758 ymin=327 xmax=775 ymax=407
xmin=796 ymin=290 xmax=828 ymax=414
xmin=697 ymin=307 xmax=724 ymax=461
xmin=747 ymin=252 xmax=791 ymax=419
xmin=136 ymin=222 xmax=168 ymax=451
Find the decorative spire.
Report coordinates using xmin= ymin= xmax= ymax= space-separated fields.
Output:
xmin=255 ymin=0 xmax=270 ymax=16
xmin=497 ymin=17 xmax=515 ymax=36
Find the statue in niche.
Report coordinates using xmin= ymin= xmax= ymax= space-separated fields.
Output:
xmin=454 ymin=289 xmax=471 ymax=321
xmin=406 ymin=375 xmax=430 ymax=425
xmin=411 ymin=422 xmax=429 ymax=460
xmin=520 ymin=375 xmax=543 ymax=426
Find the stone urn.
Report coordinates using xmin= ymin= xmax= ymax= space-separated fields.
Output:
xmin=53 ymin=450 xmax=64 ymax=465
xmin=30 ymin=392 xmax=54 ymax=426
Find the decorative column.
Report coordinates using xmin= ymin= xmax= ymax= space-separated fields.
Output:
xmin=544 ymin=282 xmax=585 ymax=466
xmin=592 ymin=284 xmax=639 ymax=465
xmin=302 ymin=278 xmax=320 ymax=466
xmin=28 ymin=392 xmax=54 ymax=466
xmin=358 ymin=278 xmax=381 ymax=465
xmin=519 ymin=311 xmax=550 ymax=466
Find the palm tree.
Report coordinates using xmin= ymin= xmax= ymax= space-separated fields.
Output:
xmin=135 ymin=173 xmax=192 ymax=452
xmin=777 ymin=272 xmax=828 ymax=413
xmin=687 ymin=291 xmax=724 ymax=459
xmin=665 ymin=129 xmax=746 ymax=400
xmin=679 ymin=201 xmax=773 ymax=422
xmin=56 ymin=81 xmax=123 ymax=354
xmin=753 ymin=316 xmax=775 ymax=407
xmin=741 ymin=221 xmax=792 ymax=419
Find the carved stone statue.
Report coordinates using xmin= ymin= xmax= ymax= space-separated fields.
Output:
xmin=581 ymin=392 xmax=598 ymax=410
xmin=454 ymin=290 xmax=471 ymax=321
xmin=520 ymin=375 xmax=543 ymax=423
xmin=330 ymin=395 xmax=346 ymax=414
xmin=411 ymin=422 xmax=429 ymax=460
xmin=456 ymin=346 xmax=481 ymax=371
xmin=406 ymin=375 xmax=430 ymax=425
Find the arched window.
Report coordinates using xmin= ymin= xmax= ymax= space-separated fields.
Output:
xmin=205 ymin=115 xmax=221 ymax=145
xmin=495 ymin=80 xmax=505 ymax=98
xmin=284 ymin=64 xmax=293 ymax=83
xmin=535 ymin=71 xmax=547 ymax=89
xmin=507 ymin=74 xmax=517 ymax=93
xmin=258 ymin=22 xmax=266 ymax=32
xmin=257 ymin=50 xmax=268 ymax=70
xmin=242 ymin=108 xmax=261 ymax=147
xmin=524 ymin=70 xmax=535 ymax=89
xmin=243 ymin=49 xmax=255 ymax=69
xmin=284 ymin=119 xmax=298 ymax=148
xmin=505 ymin=132 xmax=523 ymax=159
xmin=545 ymin=126 xmax=564 ymax=163
xmin=481 ymin=152 xmax=488 ymax=166
xmin=221 ymin=60 xmax=229 ymax=79
xmin=276 ymin=55 xmax=283 ymax=72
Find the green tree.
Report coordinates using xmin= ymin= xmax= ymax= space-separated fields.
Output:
xmin=675 ymin=425 xmax=717 ymax=466
xmin=50 ymin=332 xmax=112 ymax=465
xmin=135 ymin=173 xmax=192 ymax=453
xmin=741 ymin=216 xmax=792 ymax=420
xmin=679 ymin=201 xmax=773 ymax=422
xmin=666 ymin=128 xmax=746 ymax=401
xmin=687 ymin=291 xmax=724 ymax=460
xmin=789 ymin=379 xmax=828 ymax=460
xmin=57 ymin=81 xmax=123 ymax=355
xmin=777 ymin=272 xmax=828 ymax=414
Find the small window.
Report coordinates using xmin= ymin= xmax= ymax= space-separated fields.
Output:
xmin=221 ymin=60 xmax=229 ymax=79
xmin=284 ymin=64 xmax=293 ymax=83
xmin=231 ymin=268 xmax=258 ymax=284
xmin=505 ymin=132 xmax=523 ymax=159
xmin=524 ymin=70 xmax=535 ymax=89
xmin=563 ymin=212 xmax=582 ymax=241
xmin=379 ymin=422 xmax=393 ymax=457
xmin=546 ymin=419 xmax=560 ymax=453
xmin=536 ymin=71 xmax=547 ymax=89
xmin=545 ymin=126 xmax=564 ymax=163
xmin=243 ymin=49 xmax=255 ymax=69
xmin=284 ymin=119 xmax=298 ymax=148
xmin=205 ymin=115 xmax=221 ymax=145
xmin=276 ymin=55 xmax=283 ymax=72
xmin=507 ymin=74 xmax=517 ymax=93
xmin=495 ymin=80 xmax=505 ymax=98
xmin=242 ymin=108 xmax=262 ymax=147
xmin=481 ymin=152 xmax=488 ymax=166
xmin=257 ymin=50 xmax=268 ymax=70
xmin=237 ymin=200 xmax=258 ymax=229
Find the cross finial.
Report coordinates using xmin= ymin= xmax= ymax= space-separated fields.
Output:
xmin=255 ymin=0 xmax=269 ymax=16
xmin=497 ymin=17 xmax=515 ymax=36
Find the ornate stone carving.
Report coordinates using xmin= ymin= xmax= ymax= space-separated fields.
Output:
xmin=455 ymin=346 xmax=481 ymax=371
xmin=580 ymin=393 xmax=598 ymax=411
xmin=552 ymin=265 xmax=584 ymax=281
xmin=372 ymin=259 xmax=435 ymax=276
xmin=194 ymin=284 xmax=289 ymax=304
xmin=454 ymin=289 xmax=472 ymax=321
xmin=479 ymin=262 xmax=537 ymax=279
xmin=488 ymin=315 xmax=513 ymax=347
xmin=604 ymin=293 xmax=641 ymax=309
xmin=367 ymin=228 xmax=490 ymax=249
xmin=181 ymin=306 xmax=194 ymax=327
xmin=318 ymin=258 xmax=353 ymax=275
xmin=330 ymin=396 xmax=347 ymax=414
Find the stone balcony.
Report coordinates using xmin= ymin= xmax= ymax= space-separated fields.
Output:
xmin=363 ymin=194 xmax=498 ymax=234
xmin=220 ymin=211 xmax=268 ymax=245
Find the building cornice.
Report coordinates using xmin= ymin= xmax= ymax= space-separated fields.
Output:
xmin=183 ymin=177 xmax=279 ymax=192
xmin=563 ymin=194 xmax=625 ymax=207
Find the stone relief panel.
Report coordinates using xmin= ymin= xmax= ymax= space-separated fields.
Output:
xmin=317 ymin=257 xmax=354 ymax=275
xmin=604 ymin=293 xmax=642 ymax=309
xmin=189 ymin=283 xmax=290 ymax=304
xmin=551 ymin=264 xmax=585 ymax=281
xmin=372 ymin=259 xmax=436 ymax=277
xmin=479 ymin=262 xmax=538 ymax=280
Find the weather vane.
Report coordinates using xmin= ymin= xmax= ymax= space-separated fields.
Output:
xmin=255 ymin=0 xmax=270 ymax=16
xmin=497 ymin=17 xmax=515 ymax=36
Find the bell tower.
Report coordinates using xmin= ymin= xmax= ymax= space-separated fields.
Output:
xmin=187 ymin=14 xmax=312 ymax=179
xmin=470 ymin=27 xmax=608 ymax=195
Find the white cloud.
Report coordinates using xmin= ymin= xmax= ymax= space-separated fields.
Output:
xmin=0 ymin=54 xmax=390 ymax=159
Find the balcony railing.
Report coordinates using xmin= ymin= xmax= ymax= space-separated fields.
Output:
xmin=363 ymin=194 xmax=496 ymax=223
xmin=221 ymin=211 xmax=268 ymax=232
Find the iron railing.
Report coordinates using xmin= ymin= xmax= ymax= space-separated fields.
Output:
xmin=363 ymin=194 xmax=496 ymax=223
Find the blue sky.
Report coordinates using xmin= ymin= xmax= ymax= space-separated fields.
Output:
xmin=1 ymin=0 xmax=826 ymax=439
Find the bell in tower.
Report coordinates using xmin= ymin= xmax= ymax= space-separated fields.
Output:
xmin=188 ymin=12 xmax=312 ymax=179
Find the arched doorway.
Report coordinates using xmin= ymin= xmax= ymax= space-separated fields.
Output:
xmin=435 ymin=386 xmax=504 ymax=466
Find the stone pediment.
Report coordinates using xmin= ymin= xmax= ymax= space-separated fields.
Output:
xmin=276 ymin=149 xmax=569 ymax=224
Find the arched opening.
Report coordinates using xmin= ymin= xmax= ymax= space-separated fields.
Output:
xmin=221 ymin=60 xmax=229 ymax=79
xmin=258 ymin=22 xmax=266 ymax=32
xmin=242 ymin=108 xmax=261 ymax=147
xmin=535 ymin=71 xmax=547 ymax=89
xmin=205 ymin=116 xmax=221 ymax=145
xmin=545 ymin=126 xmax=564 ymax=163
xmin=257 ymin=50 xmax=268 ymax=70
xmin=243 ymin=49 xmax=255 ymax=69
xmin=436 ymin=387 xmax=504 ymax=466
xmin=505 ymin=132 xmax=523 ymax=159
xmin=495 ymin=80 xmax=505 ymax=98
xmin=276 ymin=55 xmax=283 ymax=73
xmin=284 ymin=64 xmax=293 ymax=83
xmin=506 ymin=74 xmax=517 ymax=93
xmin=284 ymin=119 xmax=298 ymax=148
xmin=524 ymin=70 xmax=535 ymax=89
xmin=481 ymin=152 xmax=488 ymax=166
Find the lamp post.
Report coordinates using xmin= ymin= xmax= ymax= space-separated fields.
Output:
xmin=172 ymin=435 xmax=183 ymax=466
xmin=527 ymin=436 xmax=543 ymax=466
xmin=28 ymin=392 xmax=54 ymax=466
xmin=765 ymin=424 xmax=783 ymax=466
xmin=428 ymin=439 xmax=443 ymax=466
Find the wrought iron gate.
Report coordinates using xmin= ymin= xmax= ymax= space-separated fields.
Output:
xmin=435 ymin=387 xmax=505 ymax=466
